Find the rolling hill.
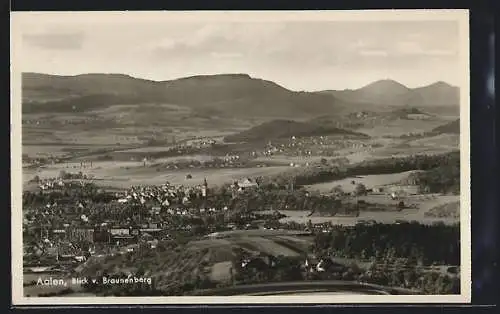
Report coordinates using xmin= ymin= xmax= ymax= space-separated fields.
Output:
xmin=321 ymin=80 xmax=460 ymax=109
xmin=22 ymin=73 xmax=459 ymax=128
xmin=223 ymin=119 xmax=369 ymax=143
xmin=22 ymin=73 xmax=348 ymax=119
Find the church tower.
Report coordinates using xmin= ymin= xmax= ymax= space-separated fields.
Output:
xmin=202 ymin=178 xmax=208 ymax=197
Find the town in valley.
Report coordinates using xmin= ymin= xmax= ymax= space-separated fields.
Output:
xmin=18 ymin=15 xmax=463 ymax=298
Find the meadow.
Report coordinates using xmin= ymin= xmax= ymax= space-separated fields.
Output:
xmin=277 ymin=194 xmax=460 ymax=226
xmin=304 ymin=170 xmax=419 ymax=193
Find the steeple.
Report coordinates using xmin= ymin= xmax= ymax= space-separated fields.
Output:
xmin=202 ymin=178 xmax=208 ymax=197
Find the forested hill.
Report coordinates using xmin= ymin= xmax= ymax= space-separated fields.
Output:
xmin=224 ymin=120 xmax=369 ymax=143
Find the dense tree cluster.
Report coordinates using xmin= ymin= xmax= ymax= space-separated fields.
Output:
xmin=312 ymin=222 xmax=460 ymax=266
xmin=23 ymin=183 xmax=116 ymax=207
xmin=415 ymin=159 xmax=460 ymax=194
xmin=74 ymin=220 xmax=460 ymax=296
xmin=260 ymin=151 xmax=460 ymax=188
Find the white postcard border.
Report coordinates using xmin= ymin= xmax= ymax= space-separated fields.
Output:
xmin=10 ymin=9 xmax=471 ymax=305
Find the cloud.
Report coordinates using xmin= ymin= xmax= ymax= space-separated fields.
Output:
xmin=393 ymin=41 xmax=457 ymax=57
xmin=23 ymin=32 xmax=85 ymax=50
xmin=17 ymin=18 xmax=462 ymax=90
xmin=358 ymin=50 xmax=389 ymax=57
xmin=395 ymin=41 xmax=424 ymax=54
xmin=424 ymin=49 xmax=457 ymax=56
xmin=145 ymin=22 xmax=288 ymax=61
xmin=210 ymin=52 xmax=244 ymax=59
xmin=407 ymin=32 xmax=424 ymax=40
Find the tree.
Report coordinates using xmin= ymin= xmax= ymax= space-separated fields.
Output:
xmin=355 ymin=183 xmax=367 ymax=196
xmin=331 ymin=185 xmax=344 ymax=196
xmin=58 ymin=170 xmax=67 ymax=179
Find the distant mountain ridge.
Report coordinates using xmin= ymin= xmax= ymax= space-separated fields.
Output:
xmin=22 ymin=72 xmax=348 ymax=118
xmin=320 ymin=79 xmax=460 ymax=108
xmin=22 ymin=72 xmax=459 ymax=119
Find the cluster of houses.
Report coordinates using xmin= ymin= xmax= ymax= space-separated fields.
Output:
xmin=238 ymin=252 xmax=349 ymax=275
xmin=115 ymin=180 xmax=210 ymax=206
xmin=115 ymin=177 xmax=260 ymax=208
xmin=33 ymin=176 xmax=93 ymax=191
xmin=23 ymin=116 xmax=108 ymax=126
xmin=35 ymin=178 xmax=66 ymax=190
xmin=158 ymin=154 xmax=248 ymax=170
xmin=186 ymin=138 xmax=217 ymax=147
xmin=23 ymin=155 xmax=63 ymax=167
xmin=254 ymin=137 xmax=372 ymax=159
xmin=24 ymin=220 xmax=169 ymax=266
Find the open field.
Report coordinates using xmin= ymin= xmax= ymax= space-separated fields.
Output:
xmin=22 ymin=159 xmax=289 ymax=188
xmin=408 ymin=134 xmax=460 ymax=148
xmin=229 ymin=237 xmax=301 ymax=257
xmin=22 ymin=145 xmax=88 ymax=158
xmin=304 ymin=171 xmax=418 ymax=193
xmin=22 ymin=103 xmax=255 ymax=149
xmin=270 ymin=236 xmax=313 ymax=253
xmin=210 ymin=261 xmax=233 ymax=282
xmin=187 ymin=233 xmax=316 ymax=282
xmin=356 ymin=119 xmax=447 ymax=137
xmin=205 ymin=229 xmax=311 ymax=238
xmin=280 ymin=213 xmax=458 ymax=226
xmin=254 ymin=155 xmax=326 ymax=165
xmin=277 ymin=194 xmax=460 ymax=225
xmin=425 ymin=201 xmax=460 ymax=218
xmin=371 ymin=146 xmax=458 ymax=158
xmin=311 ymin=175 xmax=417 ymax=194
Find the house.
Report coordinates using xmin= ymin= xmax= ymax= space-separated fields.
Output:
xmin=68 ymin=228 xmax=95 ymax=243
xmin=387 ymin=185 xmax=420 ymax=196
xmin=109 ymin=228 xmax=130 ymax=236
xmin=113 ymin=234 xmax=136 ymax=245
xmin=139 ymin=228 xmax=162 ymax=235
xmin=304 ymin=256 xmax=348 ymax=273
xmin=372 ymin=187 xmax=384 ymax=194
xmin=238 ymin=178 xmax=258 ymax=190
xmin=139 ymin=232 xmax=154 ymax=242
xmin=148 ymin=239 xmax=159 ymax=249
xmin=74 ymin=255 xmax=87 ymax=262
xmin=241 ymin=254 xmax=275 ymax=270
xmin=398 ymin=201 xmax=406 ymax=209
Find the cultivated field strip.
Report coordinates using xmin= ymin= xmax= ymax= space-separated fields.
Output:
xmin=228 ymin=237 xmax=300 ymax=257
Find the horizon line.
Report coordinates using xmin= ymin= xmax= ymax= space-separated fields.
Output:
xmin=21 ymin=71 xmax=459 ymax=92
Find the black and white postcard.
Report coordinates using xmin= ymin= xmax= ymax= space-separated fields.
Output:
xmin=10 ymin=10 xmax=471 ymax=305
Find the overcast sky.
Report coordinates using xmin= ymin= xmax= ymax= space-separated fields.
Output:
xmin=14 ymin=12 xmax=464 ymax=91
